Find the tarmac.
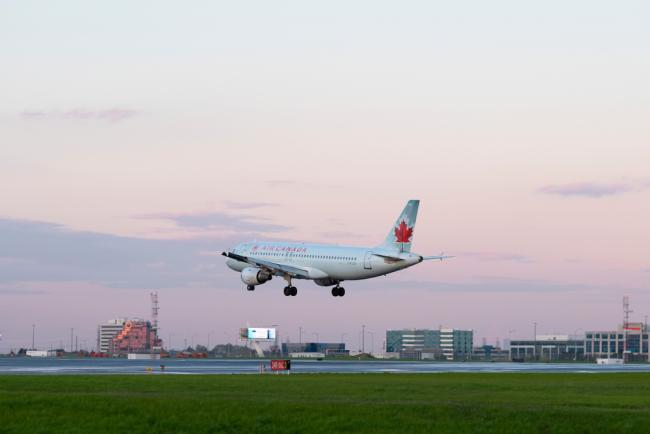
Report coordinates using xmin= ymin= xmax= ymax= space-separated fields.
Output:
xmin=2 ymin=357 xmax=650 ymax=375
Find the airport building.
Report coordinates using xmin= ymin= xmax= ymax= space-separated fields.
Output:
xmin=109 ymin=319 xmax=160 ymax=355
xmin=584 ymin=322 xmax=648 ymax=361
xmin=96 ymin=319 xmax=127 ymax=353
xmin=509 ymin=335 xmax=584 ymax=361
xmin=386 ymin=328 xmax=473 ymax=360
xmin=282 ymin=342 xmax=347 ymax=356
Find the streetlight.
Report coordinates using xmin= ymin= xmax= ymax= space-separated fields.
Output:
xmin=207 ymin=331 xmax=214 ymax=351
xmin=312 ymin=332 xmax=319 ymax=342
xmin=507 ymin=329 xmax=516 ymax=357
xmin=573 ymin=328 xmax=583 ymax=361
xmin=222 ymin=331 xmax=231 ymax=357
xmin=168 ymin=333 xmax=174 ymax=351
xmin=272 ymin=324 xmax=280 ymax=356
xmin=368 ymin=331 xmax=374 ymax=355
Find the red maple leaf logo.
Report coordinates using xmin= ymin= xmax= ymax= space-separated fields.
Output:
xmin=394 ymin=220 xmax=413 ymax=243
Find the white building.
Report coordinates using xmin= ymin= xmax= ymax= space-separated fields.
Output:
xmin=26 ymin=350 xmax=56 ymax=357
xmin=97 ymin=318 xmax=126 ymax=353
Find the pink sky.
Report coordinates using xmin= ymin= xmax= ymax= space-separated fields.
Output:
xmin=1 ymin=1 xmax=649 ymax=352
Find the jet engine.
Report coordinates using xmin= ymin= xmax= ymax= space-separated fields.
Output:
xmin=314 ymin=278 xmax=338 ymax=287
xmin=241 ymin=267 xmax=272 ymax=286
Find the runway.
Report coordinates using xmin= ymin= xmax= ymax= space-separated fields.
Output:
xmin=1 ymin=358 xmax=650 ymax=375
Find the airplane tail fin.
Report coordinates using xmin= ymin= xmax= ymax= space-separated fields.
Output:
xmin=378 ymin=200 xmax=419 ymax=252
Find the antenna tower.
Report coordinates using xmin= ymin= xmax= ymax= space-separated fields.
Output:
xmin=623 ymin=296 xmax=632 ymax=362
xmin=151 ymin=292 xmax=159 ymax=345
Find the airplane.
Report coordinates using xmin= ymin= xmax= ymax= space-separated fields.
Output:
xmin=222 ymin=200 xmax=452 ymax=297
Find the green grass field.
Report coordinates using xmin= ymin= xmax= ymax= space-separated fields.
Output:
xmin=2 ymin=373 xmax=650 ymax=433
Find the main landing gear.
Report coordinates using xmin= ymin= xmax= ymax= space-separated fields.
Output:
xmin=283 ymin=286 xmax=297 ymax=296
xmin=283 ymin=275 xmax=297 ymax=296
xmin=331 ymin=285 xmax=345 ymax=297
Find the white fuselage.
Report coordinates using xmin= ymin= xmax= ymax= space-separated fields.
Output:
xmin=226 ymin=241 xmax=422 ymax=283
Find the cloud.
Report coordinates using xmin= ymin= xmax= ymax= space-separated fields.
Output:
xmin=139 ymin=211 xmax=290 ymax=234
xmin=538 ymin=180 xmax=650 ymax=198
xmin=0 ymin=217 xmax=237 ymax=289
xmin=20 ymin=108 xmax=139 ymax=123
xmin=0 ymin=282 xmax=49 ymax=295
xmin=223 ymin=201 xmax=278 ymax=210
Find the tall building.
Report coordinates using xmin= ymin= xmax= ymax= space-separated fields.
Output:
xmin=110 ymin=319 xmax=159 ymax=354
xmin=585 ymin=323 xmax=648 ymax=360
xmin=96 ymin=319 xmax=126 ymax=353
xmin=440 ymin=328 xmax=473 ymax=360
xmin=386 ymin=328 xmax=473 ymax=360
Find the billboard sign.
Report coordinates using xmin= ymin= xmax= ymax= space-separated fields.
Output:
xmin=271 ymin=359 xmax=291 ymax=371
xmin=242 ymin=327 xmax=276 ymax=340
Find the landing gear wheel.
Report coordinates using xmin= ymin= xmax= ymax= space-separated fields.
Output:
xmin=332 ymin=286 xmax=345 ymax=297
xmin=283 ymin=286 xmax=290 ymax=296
xmin=247 ymin=285 xmax=255 ymax=291
xmin=339 ymin=287 xmax=345 ymax=297
xmin=290 ymin=286 xmax=297 ymax=296
xmin=331 ymin=287 xmax=338 ymax=297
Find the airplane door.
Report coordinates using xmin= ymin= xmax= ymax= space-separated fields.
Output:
xmin=363 ymin=251 xmax=372 ymax=269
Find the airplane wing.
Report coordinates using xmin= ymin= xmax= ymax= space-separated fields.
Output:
xmin=221 ymin=251 xmax=311 ymax=278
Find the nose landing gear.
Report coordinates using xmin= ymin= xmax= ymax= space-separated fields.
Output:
xmin=246 ymin=285 xmax=255 ymax=291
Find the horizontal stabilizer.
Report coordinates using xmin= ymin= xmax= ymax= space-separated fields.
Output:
xmin=421 ymin=254 xmax=455 ymax=261
xmin=372 ymin=253 xmax=405 ymax=261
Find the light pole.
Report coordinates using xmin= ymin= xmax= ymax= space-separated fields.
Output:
xmin=368 ymin=331 xmax=374 ymax=355
xmin=573 ymin=328 xmax=583 ymax=361
xmin=222 ymin=331 xmax=230 ymax=357
xmin=168 ymin=333 xmax=174 ymax=351
xmin=362 ymin=325 xmax=366 ymax=353
xmin=299 ymin=326 xmax=303 ymax=344
xmin=312 ymin=332 xmax=319 ymax=342
xmin=272 ymin=324 xmax=280 ymax=356
xmin=507 ymin=329 xmax=516 ymax=358
xmin=32 ymin=324 xmax=35 ymax=350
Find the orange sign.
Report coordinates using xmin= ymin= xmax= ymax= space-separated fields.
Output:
xmin=271 ymin=359 xmax=291 ymax=371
